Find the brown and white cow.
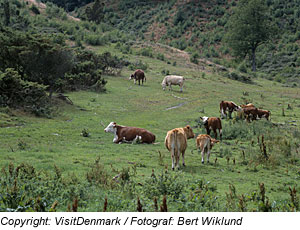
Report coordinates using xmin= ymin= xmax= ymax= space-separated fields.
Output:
xmin=201 ymin=116 xmax=222 ymax=140
xmin=257 ymin=109 xmax=270 ymax=120
xmin=162 ymin=75 xmax=185 ymax=92
xmin=165 ymin=125 xmax=195 ymax=170
xmin=196 ymin=134 xmax=219 ymax=164
xmin=129 ymin=69 xmax=146 ymax=85
xmin=104 ymin=122 xmax=155 ymax=144
xmin=220 ymin=100 xmax=241 ymax=119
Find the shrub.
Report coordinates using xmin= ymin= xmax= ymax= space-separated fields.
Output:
xmin=0 ymin=68 xmax=50 ymax=116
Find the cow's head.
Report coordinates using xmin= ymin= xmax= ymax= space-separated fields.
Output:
xmin=184 ymin=125 xmax=195 ymax=139
xmin=200 ymin=116 xmax=209 ymax=125
xmin=129 ymin=74 xmax=135 ymax=80
xmin=210 ymin=138 xmax=219 ymax=148
xmin=104 ymin=122 xmax=116 ymax=133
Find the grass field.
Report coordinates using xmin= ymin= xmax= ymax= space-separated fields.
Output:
xmin=1 ymin=44 xmax=300 ymax=211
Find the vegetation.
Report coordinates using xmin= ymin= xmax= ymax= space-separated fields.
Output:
xmin=0 ymin=0 xmax=300 ymax=212
xmin=225 ymin=0 xmax=277 ymax=71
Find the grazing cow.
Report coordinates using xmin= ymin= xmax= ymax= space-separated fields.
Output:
xmin=242 ymin=107 xmax=259 ymax=122
xmin=165 ymin=125 xmax=195 ymax=170
xmin=201 ymin=116 xmax=222 ymax=140
xmin=240 ymin=103 xmax=255 ymax=109
xmin=129 ymin=69 xmax=146 ymax=85
xmin=257 ymin=109 xmax=270 ymax=120
xmin=220 ymin=100 xmax=241 ymax=119
xmin=104 ymin=122 xmax=155 ymax=144
xmin=196 ymin=134 xmax=219 ymax=164
xmin=162 ymin=75 xmax=185 ymax=92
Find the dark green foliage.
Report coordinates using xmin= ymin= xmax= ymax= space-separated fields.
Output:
xmin=85 ymin=0 xmax=104 ymax=24
xmin=64 ymin=49 xmax=107 ymax=91
xmin=0 ymin=68 xmax=50 ymax=116
xmin=224 ymin=0 xmax=277 ymax=71
xmin=41 ymin=0 xmax=93 ymax=12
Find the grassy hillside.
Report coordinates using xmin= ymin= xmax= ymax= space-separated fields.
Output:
xmin=0 ymin=0 xmax=300 ymax=212
xmin=1 ymin=42 xmax=300 ymax=211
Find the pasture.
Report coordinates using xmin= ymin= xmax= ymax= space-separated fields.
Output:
xmin=1 ymin=45 xmax=300 ymax=211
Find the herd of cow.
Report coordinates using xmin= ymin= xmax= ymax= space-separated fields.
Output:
xmin=104 ymin=69 xmax=271 ymax=170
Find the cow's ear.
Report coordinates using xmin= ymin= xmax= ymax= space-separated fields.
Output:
xmin=113 ymin=122 xmax=116 ymax=127
xmin=199 ymin=117 xmax=203 ymax=120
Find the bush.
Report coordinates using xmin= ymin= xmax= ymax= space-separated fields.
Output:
xmin=0 ymin=68 xmax=50 ymax=116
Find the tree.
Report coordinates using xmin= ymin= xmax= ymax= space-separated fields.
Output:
xmin=224 ymin=0 xmax=277 ymax=71
xmin=85 ymin=0 xmax=104 ymax=24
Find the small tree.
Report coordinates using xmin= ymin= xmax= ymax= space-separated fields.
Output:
xmin=224 ymin=0 xmax=277 ymax=72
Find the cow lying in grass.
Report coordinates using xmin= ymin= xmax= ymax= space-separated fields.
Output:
xmin=165 ymin=125 xmax=195 ymax=170
xmin=196 ymin=134 xmax=219 ymax=164
xmin=104 ymin=122 xmax=155 ymax=144
xmin=161 ymin=75 xmax=185 ymax=92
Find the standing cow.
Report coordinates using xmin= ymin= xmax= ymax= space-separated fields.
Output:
xmin=162 ymin=75 xmax=185 ymax=92
xmin=104 ymin=122 xmax=155 ymax=144
xmin=220 ymin=100 xmax=241 ymax=119
xmin=129 ymin=69 xmax=146 ymax=85
xmin=196 ymin=134 xmax=219 ymax=164
xmin=200 ymin=116 xmax=222 ymax=140
xmin=165 ymin=125 xmax=195 ymax=170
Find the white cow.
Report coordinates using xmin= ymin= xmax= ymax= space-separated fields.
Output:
xmin=161 ymin=75 xmax=185 ymax=92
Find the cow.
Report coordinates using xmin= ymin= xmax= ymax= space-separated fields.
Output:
xmin=257 ymin=109 xmax=270 ymax=120
xmin=196 ymin=134 xmax=219 ymax=164
xmin=240 ymin=103 xmax=255 ymax=109
xmin=242 ymin=107 xmax=259 ymax=122
xmin=200 ymin=116 xmax=222 ymax=140
xmin=220 ymin=100 xmax=241 ymax=119
xmin=164 ymin=125 xmax=195 ymax=170
xmin=162 ymin=75 xmax=185 ymax=92
xmin=104 ymin=122 xmax=155 ymax=144
xmin=129 ymin=69 xmax=146 ymax=85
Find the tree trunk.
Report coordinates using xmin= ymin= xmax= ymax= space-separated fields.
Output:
xmin=251 ymin=46 xmax=256 ymax=72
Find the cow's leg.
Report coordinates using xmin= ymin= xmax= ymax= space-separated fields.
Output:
xmin=138 ymin=79 xmax=140 ymax=85
xmin=201 ymin=148 xmax=205 ymax=164
xmin=182 ymin=150 xmax=186 ymax=167
xmin=171 ymin=150 xmax=175 ymax=170
xmin=180 ymin=83 xmax=183 ymax=92
xmin=134 ymin=79 xmax=136 ymax=84
xmin=207 ymin=148 xmax=211 ymax=163
xmin=219 ymin=129 xmax=222 ymax=141
xmin=169 ymin=84 xmax=172 ymax=91
xmin=221 ymin=107 xmax=226 ymax=119
xmin=213 ymin=129 xmax=218 ymax=139
xmin=206 ymin=127 xmax=211 ymax=135
xmin=229 ymin=110 xmax=233 ymax=119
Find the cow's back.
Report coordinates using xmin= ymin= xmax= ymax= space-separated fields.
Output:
xmin=208 ymin=117 xmax=222 ymax=129
xmin=134 ymin=69 xmax=145 ymax=79
xmin=165 ymin=128 xmax=187 ymax=152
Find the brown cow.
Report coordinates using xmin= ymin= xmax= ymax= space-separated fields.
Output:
xmin=165 ymin=125 xmax=195 ymax=170
xmin=220 ymin=100 xmax=241 ymax=119
xmin=129 ymin=69 xmax=146 ymax=85
xmin=240 ymin=103 xmax=255 ymax=109
xmin=196 ymin=134 xmax=219 ymax=164
xmin=104 ymin=122 xmax=155 ymax=144
xmin=242 ymin=107 xmax=259 ymax=122
xmin=257 ymin=109 xmax=270 ymax=120
xmin=201 ymin=117 xmax=222 ymax=140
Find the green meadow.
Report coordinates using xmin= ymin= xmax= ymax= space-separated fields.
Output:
xmin=1 ymin=44 xmax=300 ymax=211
